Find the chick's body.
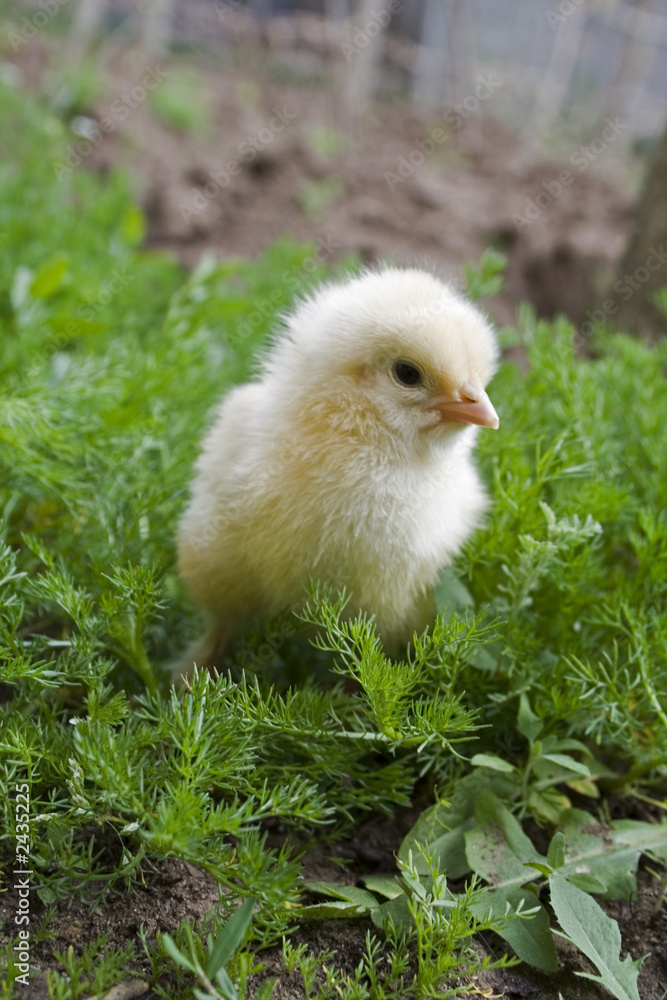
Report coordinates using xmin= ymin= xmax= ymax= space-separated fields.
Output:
xmin=178 ymin=267 xmax=499 ymax=664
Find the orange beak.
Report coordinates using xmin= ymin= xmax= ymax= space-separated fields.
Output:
xmin=430 ymin=378 xmax=499 ymax=430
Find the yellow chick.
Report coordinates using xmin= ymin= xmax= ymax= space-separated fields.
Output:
xmin=177 ymin=266 xmax=499 ymax=669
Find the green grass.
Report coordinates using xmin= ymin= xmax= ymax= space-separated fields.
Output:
xmin=0 ymin=77 xmax=666 ymax=999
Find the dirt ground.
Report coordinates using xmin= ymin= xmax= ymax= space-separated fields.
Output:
xmin=2 ymin=811 xmax=666 ymax=999
xmin=14 ymin=35 xmax=635 ymax=332
xmin=4 ymin=32 xmax=665 ymax=1000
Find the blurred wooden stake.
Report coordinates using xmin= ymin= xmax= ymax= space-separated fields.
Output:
xmin=343 ymin=0 xmax=391 ymax=121
xmin=532 ymin=0 xmax=589 ymax=134
xmin=604 ymin=0 xmax=656 ymax=129
xmin=325 ymin=0 xmax=353 ymax=136
xmin=140 ymin=0 xmax=176 ymax=56
xmin=70 ymin=0 xmax=107 ymax=57
xmin=413 ymin=0 xmax=448 ymax=109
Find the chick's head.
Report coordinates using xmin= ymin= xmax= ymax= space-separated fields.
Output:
xmin=266 ymin=267 xmax=500 ymax=449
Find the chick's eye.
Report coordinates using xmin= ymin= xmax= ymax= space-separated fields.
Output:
xmin=393 ymin=361 xmax=423 ymax=387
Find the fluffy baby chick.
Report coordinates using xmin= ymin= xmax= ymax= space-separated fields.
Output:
xmin=177 ymin=266 xmax=499 ymax=670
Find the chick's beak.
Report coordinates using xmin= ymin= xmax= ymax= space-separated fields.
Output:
xmin=431 ymin=378 xmax=500 ymax=430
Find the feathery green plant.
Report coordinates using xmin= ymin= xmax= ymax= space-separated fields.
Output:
xmin=0 ymin=77 xmax=666 ymax=999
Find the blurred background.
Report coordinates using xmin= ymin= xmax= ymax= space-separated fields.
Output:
xmin=2 ymin=0 xmax=666 ymax=333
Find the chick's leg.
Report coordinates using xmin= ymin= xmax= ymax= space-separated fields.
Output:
xmin=170 ymin=626 xmax=230 ymax=682
xmin=377 ymin=587 xmax=438 ymax=657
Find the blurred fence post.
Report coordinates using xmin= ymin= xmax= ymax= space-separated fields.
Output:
xmin=413 ymin=0 xmax=474 ymax=110
xmin=325 ymin=0 xmax=352 ymax=132
xmin=140 ymin=0 xmax=176 ymax=56
xmin=343 ymin=0 xmax=392 ymax=118
xmin=413 ymin=0 xmax=448 ymax=108
xmin=532 ymin=0 xmax=590 ymax=134
xmin=612 ymin=118 xmax=667 ymax=339
xmin=63 ymin=0 xmax=667 ymax=149
xmin=70 ymin=0 xmax=107 ymax=54
xmin=603 ymin=0 xmax=658 ymax=127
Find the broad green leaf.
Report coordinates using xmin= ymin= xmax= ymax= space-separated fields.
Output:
xmin=465 ymin=791 xmax=546 ymax=889
xmin=36 ymin=886 xmax=57 ymax=905
xmin=561 ymin=815 xmax=634 ymax=899
xmin=543 ymin=737 xmax=591 ymax=754
xmin=540 ymin=753 xmax=590 ymax=776
xmin=303 ymin=882 xmax=378 ymax=912
xmin=433 ymin=566 xmax=475 ymax=614
xmin=565 ymin=776 xmax=601 ymax=798
xmin=466 ymin=643 xmax=501 ymax=672
xmin=557 ymin=810 xmax=667 ymax=900
xmin=464 ymin=791 xmax=565 ymax=969
xmin=612 ymin=819 xmax=667 ymax=859
xmin=361 ymin=874 xmax=402 ymax=899
xmin=370 ymin=893 xmax=412 ymax=931
xmin=523 ymin=862 xmax=552 ymax=878
xmin=567 ymin=873 xmax=607 ymax=894
xmin=30 ymin=254 xmax=69 ymax=299
xmin=213 ymin=966 xmax=237 ymax=1000
xmin=471 ymin=753 xmax=515 ymax=773
xmin=547 ymin=831 xmax=565 ymax=870
xmin=471 ymin=887 xmax=557 ymax=972
xmin=298 ymin=900 xmax=371 ymax=919
xmin=517 ymin=693 xmax=542 ymax=743
xmin=399 ymin=787 xmax=472 ymax=854
xmin=398 ymin=772 xmax=514 ymax=876
xmin=206 ymin=897 xmax=256 ymax=977
xmin=161 ymin=934 xmax=199 ymax=974
xmin=527 ymin=787 xmax=571 ymax=825
xmin=420 ymin=820 xmax=472 ymax=879
xmin=400 ymin=810 xmax=473 ymax=879
xmin=549 ymin=875 xmax=644 ymax=999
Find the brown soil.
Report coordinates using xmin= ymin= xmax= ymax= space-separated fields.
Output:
xmin=16 ymin=37 xmax=635 ymax=332
xmin=4 ymin=34 xmax=663 ymax=1000
xmin=2 ymin=825 xmax=665 ymax=999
